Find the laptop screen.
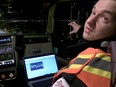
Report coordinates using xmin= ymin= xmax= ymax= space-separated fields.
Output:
xmin=24 ymin=54 xmax=58 ymax=80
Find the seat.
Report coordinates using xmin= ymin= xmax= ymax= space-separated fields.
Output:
xmin=110 ymin=41 xmax=116 ymax=87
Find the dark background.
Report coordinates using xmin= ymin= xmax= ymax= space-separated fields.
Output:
xmin=0 ymin=0 xmax=98 ymax=57
xmin=0 ymin=0 xmax=97 ymax=34
xmin=0 ymin=0 xmax=98 ymax=86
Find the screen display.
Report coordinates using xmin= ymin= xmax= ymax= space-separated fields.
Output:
xmin=0 ymin=36 xmax=12 ymax=44
xmin=24 ymin=54 xmax=58 ymax=80
xmin=0 ymin=35 xmax=15 ymax=68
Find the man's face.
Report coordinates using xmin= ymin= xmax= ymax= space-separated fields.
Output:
xmin=83 ymin=0 xmax=116 ymax=41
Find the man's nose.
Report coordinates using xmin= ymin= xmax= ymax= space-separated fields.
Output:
xmin=87 ymin=15 xmax=97 ymax=28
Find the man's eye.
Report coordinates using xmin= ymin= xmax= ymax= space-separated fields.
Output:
xmin=103 ymin=17 xmax=108 ymax=21
xmin=101 ymin=16 xmax=110 ymax=23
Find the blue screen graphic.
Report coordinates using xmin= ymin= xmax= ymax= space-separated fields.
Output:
xmin=30 ymin=61 xmax=44 ymax=71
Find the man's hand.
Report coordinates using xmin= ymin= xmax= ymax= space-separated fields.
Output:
xmin=68 ymin=21 xmax=81 ymax=34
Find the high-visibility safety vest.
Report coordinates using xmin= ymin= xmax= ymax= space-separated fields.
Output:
xmin=53 ymin=47 xmax=111 ymax=87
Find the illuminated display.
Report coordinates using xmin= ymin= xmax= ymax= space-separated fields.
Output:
xmin=0 ymin=36 xmax=12 ymax=44
xmin=0 ymin=34 xmax=15 ymax=68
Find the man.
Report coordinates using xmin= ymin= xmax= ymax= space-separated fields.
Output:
xmin=69 ymin=0 xmax=116 ymax=41
xmin=69 ymin=0 xmax=116 ymax=40
xmin=52 ymin=0 xmax=116 ymax=87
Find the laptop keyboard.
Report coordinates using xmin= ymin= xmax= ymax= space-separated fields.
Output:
xmin=32 ymin=78 xmax=52 ymax=87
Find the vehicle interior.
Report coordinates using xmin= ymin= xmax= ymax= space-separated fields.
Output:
xmin=0 ymin=0 xmax=115 ymax=87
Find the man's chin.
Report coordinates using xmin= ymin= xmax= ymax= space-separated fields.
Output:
xmin=83 ymin=33 xmax=93 ymax=41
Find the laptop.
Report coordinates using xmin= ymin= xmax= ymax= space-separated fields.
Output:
xmin=23 ymin=54 xmax=59 ymax=87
